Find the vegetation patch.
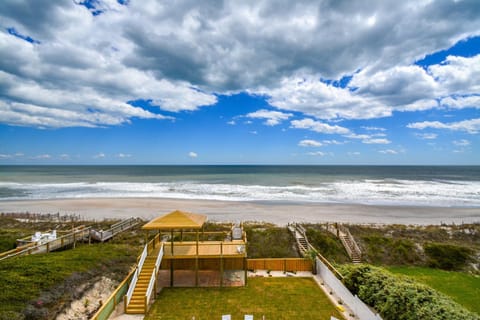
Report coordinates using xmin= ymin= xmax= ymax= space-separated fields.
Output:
xmin=245 ymin=223 xmax=299 ymax=258
xmin=340 ymin=264 xmax=479 ymax=320
xmin=145 ymin=277 xmax=343 ymax=320
xmin=424 ymin=242 xmax=474 ymax=270
xmin=304 ymin=225 xmax=350 ymax=264
xmin=388 ymin=266 xmax=480 ymax=315
xmin=0 ymin=243 xmax=137 ymax=320
xmin=348 ymin=223 xmax=479 ymax=270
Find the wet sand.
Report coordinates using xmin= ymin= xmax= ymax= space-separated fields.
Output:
xmin=1 ymin=198 xmax=479 ymax=225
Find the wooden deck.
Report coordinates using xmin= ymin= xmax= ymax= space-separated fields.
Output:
xmin=163 ymin=240 xmax=246 ymax=259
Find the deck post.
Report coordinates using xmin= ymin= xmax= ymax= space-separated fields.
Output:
xmin=195 ymin=230 xmax=199 ymax=287
xmin=244 ymin=257 xmax=248 ymax=285
xmin=170 ymin=229 xmax=174 ymax=287
xmin=220 ymin=253 xmax=224 ymax=287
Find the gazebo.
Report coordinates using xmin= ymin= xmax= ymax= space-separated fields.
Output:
xmin=142 ymin=210 xmax=247 ymax=287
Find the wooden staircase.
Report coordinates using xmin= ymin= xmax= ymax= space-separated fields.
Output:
xmin=125 ymin=248 xmax=160 ymax=314
xmin=340 ymin=234 xmax=362 ymax=263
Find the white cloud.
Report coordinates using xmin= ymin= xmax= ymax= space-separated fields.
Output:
xmin=59 ymin=154 xmax=70 ymax=159
xmin=0 ymin=152 xmax=23 ymax=159
xmin=440 ymin=95 xmax=480 ymax=109
xmin=363 ymin=138 xmax=391 ymax=144
xmin=1 ymin=1 xmax=480 ymax=129
xmin=291 ymin=118 xmax=350 ymax=134
xmin=453 ymin=139 xmax=470 ymax=146
xmin=348 ymin=151 xmax=361 ymax=156
xmin=93 ymin=153 xmax=106 ymax=159
xmin=415 ymin=133 xmax=438 ymax=140
xmin=346 ymin=133 xmax=391 ymax=144
xmin=117 ymin=153 xmax=132 ymax=158
xmin=362 ymin=126 xmax=386 ymax=131
xmin=246 ymin=109 xmax=293 ymax=126
xmin=188 ymin=151 xmax=198 ymax=158
xmin=227 ymin=120 xmax=236 ymax=125
xmin=307 ymin=151 xmax=326 ymax=156
xmin=322 ymin=140 xmax=345 ymax=145
xmin=407 ymin=118 xmax=480 ymax=134
xmin=298 ymin=139 xmax=322 ymax=147
xmin=258 ymin=75 xmax=392 ymax=120
xmin=31 ymin=154 xmax=51 ymax=159
xmin=379 ymin=149 xmax=398 ymax=154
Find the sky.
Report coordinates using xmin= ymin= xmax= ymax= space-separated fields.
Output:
xmin=0 ymin=0 xmax=479 ymax=165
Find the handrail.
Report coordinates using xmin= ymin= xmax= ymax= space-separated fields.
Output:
xmin=0 ymin=226 xmax=91 ymax=261
xmin=143 ymin=243 xmax=164 ymax=313
xmin=92 ymin=268 xmax=136 ymax=320
xmin=291 ymin=223 xmax=344 ymax=280
xmin=125 ymin=268 xmax=138 ymax=308
xmin=137 ymin=244 xmax=148 ymax=275
xmin=125 ymin=243 xmax=148 ymax=307
xmin=145 ymin=268 xmax=156 ymax=312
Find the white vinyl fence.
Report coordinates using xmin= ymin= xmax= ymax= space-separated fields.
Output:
xmin=316 ymin=258 xmax=382 ymax=320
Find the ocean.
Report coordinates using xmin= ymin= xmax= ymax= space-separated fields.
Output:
xmin=0 ymin=165 xmax=479 ymax=207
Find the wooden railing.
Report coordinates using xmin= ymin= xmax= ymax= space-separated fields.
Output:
xmin=291 ymin=223 xmax=344 ymax=280
xmin=90 ymin=217 xmax=139 ymax=242
xmin=247 ymin=258 xmax=312 ymax=272
xmin=338 ymin=225 xmax=362 ymax=260
xmin=91 ymin=269 xmax=135 ymax=320
xmin=145 ymin=242 xmax=164 ymax=312
xmin=0 ymin=226 xmax=91 ymax=261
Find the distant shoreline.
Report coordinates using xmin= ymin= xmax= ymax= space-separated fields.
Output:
xmin=1 ymin=197 xmax=479 ymax=225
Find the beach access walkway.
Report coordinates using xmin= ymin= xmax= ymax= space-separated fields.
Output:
xmin=0 ymin=217 xmax=140 ymax=261
xmin=289 ymin=222 xmax=362 ymax=264
xmin=89 ymin=217 xmax=139 ymax=242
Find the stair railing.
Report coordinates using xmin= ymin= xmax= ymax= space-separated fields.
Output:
xmin=338 ymin=225 xmax=362 ymax=261
xmin=125 ymin=243 xmax=148 ymax=308
xmin=144 ymin=243 xmax=164 ymax=312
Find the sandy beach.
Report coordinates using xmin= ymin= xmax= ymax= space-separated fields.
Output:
xmin=1 ymin=198 xmax=479 ymax=225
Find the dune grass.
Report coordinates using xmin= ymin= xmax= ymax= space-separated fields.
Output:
xmin=387 ymin=266 xmax=480 ymax=315
xmin=0 ymin=242 xmax=138 ymax=319
xmin=145 ymin=277 xmax=343 ymax=320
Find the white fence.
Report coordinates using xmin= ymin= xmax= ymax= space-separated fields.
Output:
xmin=316 ymin=258 xmax=382 ymax=320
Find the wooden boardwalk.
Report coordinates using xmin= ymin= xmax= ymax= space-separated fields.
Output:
xmin=89 ymin=217 xmax=139 ymax=242
xmin=0 ymin=226 xmax=91 ymax=261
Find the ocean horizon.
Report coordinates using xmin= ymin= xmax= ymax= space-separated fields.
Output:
xmin=1 ymin=165 xmax=479 ymax=208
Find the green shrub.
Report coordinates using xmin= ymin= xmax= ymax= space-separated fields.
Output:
xmin=361 ymin=236 xmax=421 ymax=265
xmin=305 ymin=228 xmax=350 ymax=263
xmin=424 ymin=243 xmax=474 ymax=270
xmin=340 ymin=264 xmax=479 ymax=320
xmin=246 ymin=226 xmax=298 ymax=258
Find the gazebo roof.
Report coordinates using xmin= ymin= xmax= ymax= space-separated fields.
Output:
xmin=142 ymin=210 xmax=207 ymax=230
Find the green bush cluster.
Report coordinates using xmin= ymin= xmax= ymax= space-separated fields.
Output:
xmin=340 ymin=264 xmax=480 ymax=320
xmin=305 ymin=228 xmax=350 ymax=263
xmin=362 ymin=236 xmax=420 ymax=265
xmin=424 ymin=243 xmax=474 ymax=270
xmin=245 ymin=226 xmax=298 ymax=258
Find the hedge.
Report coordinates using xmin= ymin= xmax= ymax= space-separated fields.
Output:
xmin=340 ymin=264 xmax=479 ymax=320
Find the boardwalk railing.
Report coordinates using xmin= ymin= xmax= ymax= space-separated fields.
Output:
xmin=338 ymin=225 xmax=362 ymax=261
xmin=0 ymin=226 xmax=91 ymax=261
xmin=90 ymin=217 xmax=139 ymax=242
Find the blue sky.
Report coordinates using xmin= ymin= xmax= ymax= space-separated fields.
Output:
xmin=0 ymin=0 xmax=479 ymax=165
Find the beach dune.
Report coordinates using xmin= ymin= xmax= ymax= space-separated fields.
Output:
xmin=1 ymin=198 xmax=479 ymax=225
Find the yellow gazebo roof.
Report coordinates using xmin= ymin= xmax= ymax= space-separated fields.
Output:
xmin=142 ymin=210 xmax=207 ymax=230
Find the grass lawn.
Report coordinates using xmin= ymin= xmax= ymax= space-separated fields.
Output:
xmin=145 ymin=277 xmax=344 ymax=320
xmin=387 ymin=266 xmax=480 ymax=315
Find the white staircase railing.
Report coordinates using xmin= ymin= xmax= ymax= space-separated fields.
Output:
xmin=145 ymin=243 xmax=164 ymax=312
xmin=125 ymin=243 xmax=148 ymax=307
